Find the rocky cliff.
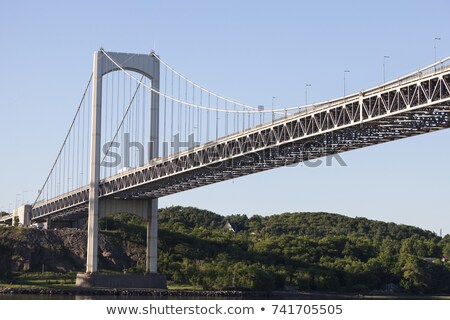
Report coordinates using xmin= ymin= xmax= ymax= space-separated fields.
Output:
xmin=0 ymin=227 xmax=146 ymax=274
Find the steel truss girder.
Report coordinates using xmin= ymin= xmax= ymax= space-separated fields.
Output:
xmin=32 ymin=68 xmax=450 ymax=221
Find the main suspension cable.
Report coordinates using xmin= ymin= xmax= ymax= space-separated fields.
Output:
xmin=101 ymin=50 xmax=286 ymax=114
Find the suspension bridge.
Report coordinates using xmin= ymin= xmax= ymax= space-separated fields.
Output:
xmin=2 ymin=50 xmax=450 ymax=288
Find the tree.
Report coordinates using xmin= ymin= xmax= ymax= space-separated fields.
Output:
xmin=399 ymin=255 xmax=430 ymax=294
xmin=443 ymin=243 xmax=450 ymax=260
xmin=13 ymin=216 xmax=19 ymax=227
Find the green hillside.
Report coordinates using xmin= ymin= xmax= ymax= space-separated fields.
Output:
xmin=141 ymin=206 xmax=450 ymax=293
xmin=1 ymin=206 xmax=450 ymax=294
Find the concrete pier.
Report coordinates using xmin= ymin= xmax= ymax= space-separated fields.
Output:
xmin=75 ymin=273 xmax=167 ymax=289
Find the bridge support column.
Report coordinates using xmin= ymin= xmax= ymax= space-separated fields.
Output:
xmin=78 ymin=50 xmax=164 ymax=288
xmin=86 ymin=50 xmax=103 ymax=274
xmin=146 ymin=198 xmax=158 ymax=273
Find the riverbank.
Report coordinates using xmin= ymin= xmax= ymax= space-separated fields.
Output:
xmin=1 ymin=287 xmax=449 ymax=300
xmin=0 ymin=286 xmax=252 ymax=298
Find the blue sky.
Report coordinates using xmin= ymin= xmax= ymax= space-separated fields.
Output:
xmin=0 ymin=0 xmax=449 ymax=234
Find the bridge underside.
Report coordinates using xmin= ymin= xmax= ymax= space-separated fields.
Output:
xmin=33 ymin=100 xmax=450 ymax=224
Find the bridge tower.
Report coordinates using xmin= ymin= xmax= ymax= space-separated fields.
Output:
xmin=77 ymin=50 xmax=166 ymax=288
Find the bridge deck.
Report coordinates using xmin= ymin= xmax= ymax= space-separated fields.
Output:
xmin=31 ymin=62 xmax=450 ymax=221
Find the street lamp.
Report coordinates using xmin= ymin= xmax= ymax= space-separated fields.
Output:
xmin=434 ymin=37 xmax=441 ymax=63
xmin=344 ymin=70 xmax=350 ymax=96
xmin=258 ymin=105 xmax=264 ymax=125
xmin=305 ymin=84 xmax=312 ymax=105
xmin=271 ymin=97 xmax=278 ymax=122
xmin=383 ymin=56 xmax=390 ymax=83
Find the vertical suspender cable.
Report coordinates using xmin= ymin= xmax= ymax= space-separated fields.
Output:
xmin=164 ymin=65 xmax=167 ymax=152
xmin=110 ymin=72 xmax=114 ymax=177
xmin=122 ymin=70 xmax=126 ymax=169
xmin=178 ymin=74 xmax=181 ymax=139
xmin=104 ymin=73 xmax=109 ymax=178
xmin=225 ymin=101 xmax=228 ymax=136
xmin=116 ymin=71 xmax=120 ymax=173
xmin=142 ymin=77 xmax=146 ymax=162
xmin=171 ymin=69 xmax=174 ymax=154
xmin=134 ymin=77 xmax=139 ymax=166
xmin=216 ymin=96 xmax=219 ymax=140
xmin=207 ymin=92 xmax=210 ymax=142
xmin=99 ymin=72 xmax=145 ymax=169
xmin=81 ymin=86 xmax=86 ymax=187
xmin=117 ymin=70 xmax=120 ymax=170
xmin=234 ymin=103 xmax=237 ymax=133
xmin=76 ymin=100 xmax=80 ymax=188
xmin=69 ymin=119 xmax=73 ymax=191
xmin=244 ymin=106 xmax=247 ymax=132
xmin=192 ymin=82 xmax=195 ymax=142
xmin=185 ymin=79 xmax=188 ymax=144
xmin=199 ymin=90 xmax=202 ymax=144
xmin=62 ymin=141 xmax=65 ymax=193
xmin=128 ymin=75 xmax=132 ymax=164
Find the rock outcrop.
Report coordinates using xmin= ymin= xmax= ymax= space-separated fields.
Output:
xmin=0 ymin=227 xmax=146 ymax=274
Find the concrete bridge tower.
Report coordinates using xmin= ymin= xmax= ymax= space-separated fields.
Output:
xmin=76 ymin=50 xmax=166 ymax=289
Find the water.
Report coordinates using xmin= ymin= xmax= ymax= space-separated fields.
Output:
xmin=2 ymin=293 xmax=449 ymax=300
xmin=0 ymin=294 xmax=248 ymax=300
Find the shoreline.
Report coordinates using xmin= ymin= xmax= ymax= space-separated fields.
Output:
xmin=2 ymin=287 xmax=449 ymax=300
xmin=0 ymin=287 xmax=252 ymax=297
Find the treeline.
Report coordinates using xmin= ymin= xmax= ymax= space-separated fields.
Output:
xmin=100 ymin=206 xmax=450 ymax=294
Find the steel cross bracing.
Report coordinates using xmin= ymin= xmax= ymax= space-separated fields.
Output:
xmin=31 ymin=65 xmax=450 ymax=222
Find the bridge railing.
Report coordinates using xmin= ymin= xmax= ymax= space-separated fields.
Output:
xmin=285 ymin=56 xmax=450 ymax=119
xmin=362 ymin=56 xmax=450 ymax=96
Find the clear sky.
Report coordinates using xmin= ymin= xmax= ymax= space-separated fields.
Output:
xmin=0 ymin=0 xmax=449 ymax=234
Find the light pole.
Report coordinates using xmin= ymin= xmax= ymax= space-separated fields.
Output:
xmin=434 ymin=37 xmax=441 ymax=63
xmin=344 ymin=70 xmax=350 ymax=96
xmin=258 ymin=105 xmax=264 ymax=125
xmin=383 ymin=56 xmax=390 ymax=83
xmin=305 ymin=84 xmax=312 ymax=105
xmin=271 ymin=96 xmax=278 ymax=122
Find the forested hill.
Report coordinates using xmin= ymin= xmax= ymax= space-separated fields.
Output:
xmin=157 ymin=206 xmax=450 ymax=294
xmin=2 ymin=206 xmax=450 ymax=294
xmin=159 ymin=206 xmax=435 ymax=240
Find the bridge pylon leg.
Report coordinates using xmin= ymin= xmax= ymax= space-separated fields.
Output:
xmin=146 ymin=198 xmax=158 ymax=273
xmin=86 ymin=50 xmax=103 ymax=274
xmin=76 ymin=50 xmax=165 ymax=289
